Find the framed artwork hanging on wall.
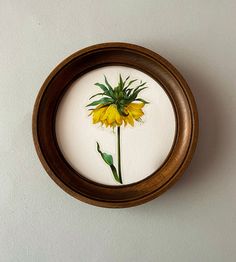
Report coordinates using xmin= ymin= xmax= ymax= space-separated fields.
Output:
xmin=32 ymin=43 xmax=198 ymax=208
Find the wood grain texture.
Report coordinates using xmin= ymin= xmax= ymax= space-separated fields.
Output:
xmin=32 ymin=42 xmax=198 ymax=208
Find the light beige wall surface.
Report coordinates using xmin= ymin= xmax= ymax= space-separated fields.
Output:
xmin=1 ymin=1 xmax=236 ymax=261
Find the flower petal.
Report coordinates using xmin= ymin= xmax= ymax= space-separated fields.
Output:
xmin=128 ymin=102 xmax=144 ymax=110
xmin=92 ymin=106 xmax=107 ymax=124
xmin=126 ymin=113 xmax=134 ymax=126
xmin=101 ymin=105 xmax=112 ymax=121
xmin=115 ymin=111 xmax=123 ymax=125
xmin=130 ymin=109 xmax=144 ymax=119
xmin=107 ymin=105 xmax=117 ymax=125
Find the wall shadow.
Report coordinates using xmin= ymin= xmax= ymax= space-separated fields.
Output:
xmin=129 ymin=42 xmax=226 ymax=209
xmin=163 ymin=61 xmax=225 ymax=195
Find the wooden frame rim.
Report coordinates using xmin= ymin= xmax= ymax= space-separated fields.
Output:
xmin=32 ymin=42 xmax=198 ymax=208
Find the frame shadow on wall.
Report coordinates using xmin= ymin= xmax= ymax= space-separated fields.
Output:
xmin=134 ymin=42 xmax=225 ymax=206
xmin=165 ymin=62 xmax=224 ymax=197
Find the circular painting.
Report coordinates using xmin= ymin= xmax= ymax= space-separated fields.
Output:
xmin=56 ymin=66 xmax=176 ymax=185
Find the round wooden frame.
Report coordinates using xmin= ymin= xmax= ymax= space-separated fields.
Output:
xmin=32 ymin=43 xmax=198 ymax=208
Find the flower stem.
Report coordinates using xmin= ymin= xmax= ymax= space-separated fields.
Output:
xmin=117 ymin=126 xmax=122 ymax=184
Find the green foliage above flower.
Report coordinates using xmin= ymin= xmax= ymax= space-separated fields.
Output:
xmin=87 ymin=74 xmax=149 ymax=117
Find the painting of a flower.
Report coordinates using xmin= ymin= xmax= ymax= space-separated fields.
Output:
xmin=87 ymin=74 xmax=149 ymax=184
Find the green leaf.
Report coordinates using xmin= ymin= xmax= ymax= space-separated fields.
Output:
xmin=119 ymin=99 xmax=126 ymax=105
xmin=124 ymin=79 xmax=137 ymax=90
xmin=123 ymin=76 xmax=130 ymax=86
xmin=89 ymin=92 xmax=106 ymax=100
xmin=104 ymin=75 xmax=115 ymax=97
xmin=125 ymin=88 xmax=133 ymax=97
xmin=130 ymin=87 xmax=148 ymax=100
xmin=133 ymin=82 xmax=147 ymax=92
xmin=86 ymin=97 xmax=113 ymax=107
xmin=119 ymin=74 xmax=124 ymax=90
xmin=135 ymin=98 xmax=149 ymax=104
xmin=110 ymin=165 xmax=120 ymax=183
xmin=101 ymin=152 xmax=113 ymax=165
xmin=96 ymin=142 xmax=113 ymax=165
xmin=95 ymin=83 xmax=111 ymax=96
xmin=96 ymin=142 xmax=121 ymax=183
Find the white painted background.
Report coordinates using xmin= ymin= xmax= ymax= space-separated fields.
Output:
xmin=56 ymin=66 xmax=176 ymax=185
xmin=1 ymin=1 xmax=236 ymax=261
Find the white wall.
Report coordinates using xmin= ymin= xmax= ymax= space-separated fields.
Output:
xmin=1 ymin=1 xmax=236 ymax=261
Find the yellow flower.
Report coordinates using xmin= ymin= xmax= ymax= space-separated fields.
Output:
xmin=87 ymin=75 xmax=149 ymax=184
xmin=90 ymin=102 xmax=144 ymax=127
